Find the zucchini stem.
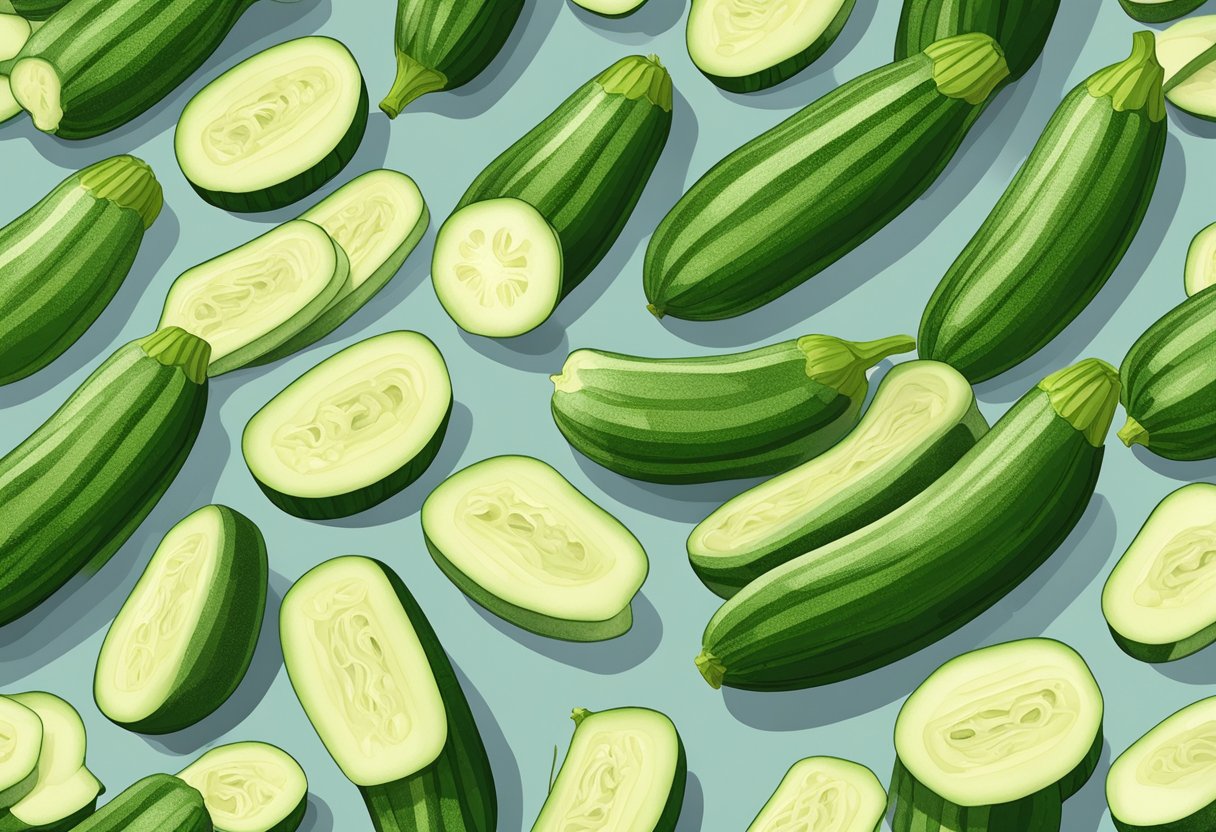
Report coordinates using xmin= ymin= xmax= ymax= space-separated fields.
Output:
xmin=78 ymin=155 xmax=163 ymax=228
xmin=596 ymin=54 xmax=673 ymax=112
xmin=379 ymin=52 xmax=446 ymax=118
xmin=646 ymin=302 xmax=665 ymax=319
xmin=1117 ymin=416 xmax=1149 ymax=448
xmin=798 ymin=334 xmax=916 ymax=402
xmin=1038 ymin=358 xmax=1121 ymax=446
xmin=138 ymin=327 xmax=211 ymax=385
xmin=1087 ymin=31 xmax=1165 ymax=120
xmin=923 ymin=33 xmax=1010 ymax=104
xmin=695 ymin=650 xmax=726 ymax=689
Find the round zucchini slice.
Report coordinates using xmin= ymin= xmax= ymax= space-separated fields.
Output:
xmin=1185 ymin=221 xmax=1216 ymax=297
xmin=243 ymin=331 xmax=452 ymax=520
xmin=0 ymin=696 xmax=42 ymax=809
xmin=572 ymin=0 xmax=647 ymax=16
xmin=432 ymin=197 xmax=564 ymax=338
xmin=422 ymin=455 xmax=649 ymax=641
xmin=179 ymin=741 xmax=307 ymax=832
xmin=175 ymin=36 xmax=368 ymax=213
xmin=746 ymin=756 xmax=886 ymax=832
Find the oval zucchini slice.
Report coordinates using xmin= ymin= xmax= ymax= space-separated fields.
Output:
xmin=0 ymin=697 xmax=41 ymax=810
xmin=746 ymin=756 xmax=886 ymax=832
xmin=244 ymin=331 xmax=452 ymax=519
xmin=1185 ymin=221 xmax=1216 ymax=297
xmin=179 ymin=742 xmax=307 ymax=832
xmin=1120 ymin=0 xmax=1205 ymax=23
xmin=573 ymin=0 xmax=648 ymax=16
xmin=176 ymin=36 xmax=368 ymax=213
xmin=422 ymin=455 xmax=649 ymax=641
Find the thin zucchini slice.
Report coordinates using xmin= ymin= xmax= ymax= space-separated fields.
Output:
xmin=422 ymin=455 xmax=649 ymax=641
xmin=746 ymin=757 xmax=886 ymax=832
xmin=533 ymin=707 xmax=685 ymax=832
xmin=890 ymin=639 xmax=1103 ymax=832
xmin=573 ymin=0 xmax=648 ymax=16
xmin=179 ymin=742 xmax=307 ymax=832
xmin=1185 ymin=222 xmax=1216 ymax=297
xmin=0 ymin=697 xmax=41 ymax=810
xmin=244 ymin=331 xmax=452 ymax=520
xmin=1102 ymin=483 xmax=1216 ymax=663
xmin=175 ymin=36 xmax=368 ymax=213
xmin=1120 ymin=0 xmax=1205 ymax=23
xmin=0 ymin=14 xmax=30 ymax=61
xmin=158 ymin=220 xmax=349 ymax=377
xmin=432 ymin=197 xmax=564 ymax=338
xmin=1107 ymin=696 xmax=1216 ymax=832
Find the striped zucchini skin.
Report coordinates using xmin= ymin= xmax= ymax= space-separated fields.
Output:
xmin=894 ymin=0 xmax=1060 ymax=82
xmin=643 ymin=34 xmax=1009 ymax=321
xmin=920 ymin=32 xmax=1166 ymax=384
xmin=1119 ymin=285 xmax=1216 ymax=461
xmin=0 ymin=800 xmax=101 ymax=832
xmin=5 ymin=0 xmax=67 ymax=20
xmin=0 ymin=156 xmax=161 ymax=386
xmin=0 ymin=328 xmax=209 ymax=627
xmin=696 ymin=359 xmax=1120 ymax=691
xmin=1118 ymin=0 xmax=1206 ymax=22
xmin=69 ymin=775 xmax=210 ymax=832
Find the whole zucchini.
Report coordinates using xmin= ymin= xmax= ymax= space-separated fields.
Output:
xmin=919 ymin=32 xmax=1166 ymax=383
xmin=895 ymin=0 xmax=1060 ymax=82
xmin=697 ymin=358 xmax=1120 ymax=691
xmin=643 ymin=33 xmax=1009 ymax=321
xmin=0 ymin=327 xmax=210 ymax=627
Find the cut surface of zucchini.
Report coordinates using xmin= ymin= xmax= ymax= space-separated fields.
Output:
xmin=0 ymin=13 xmax=30 ymax=61
xmin=1157 ymin=15 xmax=1216 ymax=88
xmin=573 ymin=0 xmax=647 ymax=15
xmin=0 ymin=696 xmax=41 ymax=809
xmin=4 ymin=692 xmax=102 ymax=829
xmin=747 ymin=756 xmax=886 ymax=832
xmin=1185 ymin=221 xmax=1216 ymax=297
xmin=179 ymin=741 xmax=308 ymax=832
xmin=432 ymin=197 xmax=564 ymax=338
xmin=0 ymin=78 xmax=19 ymax=122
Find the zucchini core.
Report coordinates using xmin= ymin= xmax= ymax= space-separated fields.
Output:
xmin=9 ymin=57 xmax=61 ymax=132
xmin=688 ymin=0 xmax=848 ymax=80
xmin=747 ymin=757 xmax=886 ymax=832
xmin=179 ymin=741 xmax=308 ymax=832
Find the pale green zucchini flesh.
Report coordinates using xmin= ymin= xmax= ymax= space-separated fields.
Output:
xmin=1120 ymin=0 xmax=1206 ymax=23
xmin=0 ymin=697 xmax=41 ymax=810
xmin=574 ymin=0 xmax=648 ymax=16
xmin=1185 ymin=221 xmax=1216 ymax=296
xmin=1157 ymin=16 xmax=1216 ymax=119
xmin=0 ymin=14 xmax=30 ymax=61
xmin=746 ymin=756 xmax=886 ymax=832
xmin=179 ymin=742 xmax=307 ymax=832
xmin=0 ymin=79 xmax=19 ymax=123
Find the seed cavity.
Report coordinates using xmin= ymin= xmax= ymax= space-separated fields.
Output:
xmin=561 ymin=732 xmax=646 ymax=828
xmin=712 ymin=0 xmax=811 ymax=55
xmin=179 ymin=251 xmax=311 ymax=340
xmin=1138 ymin=721 xmax=1216 ymax=787
xmin=753 ymin=770 xmax=860 ymax=832
xmin=455 ymin=227 xmax=532 ymax=308
xmin=319 ymin=195 xmax=394 ymax=283
xmin=1134 ymin=524 xmax=1216 ymax=609
xmin=189 ymin=760 xmax=292 ymax=822
xmin=204 ymin=70 xmax=335 ymax=164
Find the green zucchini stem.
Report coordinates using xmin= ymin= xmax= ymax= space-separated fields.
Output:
xmin=138 ymin=327 xmax=211 ymax=385
xmin=596 ymin=54 xmax=673 ymax=112
xmin=798 ymin=334 xmax=916 ymax=402
xmin=923 ymin=33 xmax=1010 ymax=104
xmin=695 ymin=650 xmax=726 ymax=689
xmin=1038 ymin=358 xmax=1121 ymax=446
xmin=379 ymin=51 xmax=446 ymax=118
xmin=78 ymin=155 xmax=163 ymax=228
xmin=646 ymin=302 xmax=665 ymax=319
xmin=1087 ymin=31 xmax=1165 ymax=120
xmin=1117 ymin=416 xmax=1149 ymax=448
xmin=570 ymin=707 xmax=593 ymax=727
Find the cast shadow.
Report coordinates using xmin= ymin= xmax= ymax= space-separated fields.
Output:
xmin=298 ymin=794 xmax=335 ymax=832
xmin=675 ymin=772 xmax=705 ymax=832
xmin=459 ymin=322 xmax=571 ymax=374
xmin=1151 ymin=645 xmax=1216 ymax=686
xmin=567 ymin=0 xmax=685 ymax=42
xmin=1126 ymin=445 xmax=1216 ymax=482
xmin=1061 ymin=740 xmax=1112 ymax=832
xmin=453 ymin=662 xmax=525 ymax=832
xmin=1171 ymin=109 xmax=1216 ymax=139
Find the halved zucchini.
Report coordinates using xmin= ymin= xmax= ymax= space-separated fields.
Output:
xmin=1120 ymin=0 xmax=1205 ymax=23
xmin=1185 ymin=221 xmax=1216 ymax=297
xmin=747 ymin=757 xmax=886 ymax=832
xmin=422 ymin=455 xmax=649 ymax=641
xmin=158 ymin=220 xmax=349 ymax=376
xmin=243 ymin=331 xmax=452 ymax=519
xmin=179 ymin=742 xmax=307 ymax=832
xmin=0 ymin=14 xmax=30 ymax=61
xmin=573 ymin=0 xmax=648 ymax=16
xmin=1157 ymin=16 xmax=1216 ymax=120
xmin=175 ymin=36 xmax=368 ymax=213
xmin=0 ymin=697 xmax=41 ymax=809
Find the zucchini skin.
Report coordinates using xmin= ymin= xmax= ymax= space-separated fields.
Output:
xmin=0 ymin=328 xmax=210 ymax=627
xmin=0 ymin=800 xmax=101 ymax=832
xmin=643 ymin=34 xmax=1009 ymax=321
xmin=920 ymin=32 xmax=1166 ymax=383
xmin=5 ymin=0 xmax=67 ymax=20
xmin=894 ymin=0 xmax=1060 ymax=82
xmin=0 ymin=155 xmax=162 ymax=386
xmin=68 ymin=775 xmax=210 ymax=832
xmin=1118 ymin=0 xmax=1206 ymax=22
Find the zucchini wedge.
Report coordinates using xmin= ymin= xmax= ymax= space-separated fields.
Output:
xmin=1120 ymin=0 xmax=1205 ymax=22
xmin=747 ymin=757 xmax=886 ymax=832
xmin=176 ymin=37 xmax=368 ymax=213
xmin=1102 ymin=483 xmax=1216 ymax=663
xmin=67 ymin=775 xmax=208 ymax=832
xmin=697 ymin=358 xmax=1120 ymax=691
xmin=0 ymin=697 xmax=41 ymax=810
xmin=689 ymin=360 xmax=987 ymax=597
xmin=890 ymin=639 xmax=1103 ymax=832
xmin=0 ymin=155 xmax=162 ymax=386
xmin=1185 ymin=221 xmax=1216 ymax=296
xmin=574 ymin=0 xmax=647 ymax=16
xmin=281 ymin=557 xmax=496 ymax=831
xmin=179 ymin=742 xmax=307 ymax=832
xmin=895 ymin=0 xmax=1060 ymax=82
xmin=422 ymin=455 xmax=649 ymax=641
xmin=243 ymin=331 xmax=452 ymax=520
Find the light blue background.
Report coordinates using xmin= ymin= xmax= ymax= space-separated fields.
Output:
xmin=2 ymin=0 xmax=1214 ymax=828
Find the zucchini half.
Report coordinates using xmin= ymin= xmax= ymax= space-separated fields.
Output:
xmin=0 ymin=697 xmax=41 ymax=810
xmin=746 ymin=756 xmax=886 ymax=832
xmin=1185 ymin=221 xmax=1216 ymax=297
xmin=179 ymin=742 xmax=307 ymax=832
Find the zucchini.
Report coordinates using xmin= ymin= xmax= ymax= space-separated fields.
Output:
xmin=281 ymin=556 xmax=496 ymax=831
xmin=574 ymin=0 xmax=647 ymax=16
xmin=68 ymin=775 xmax=208 ymax=832
xmin=746 ymin=757 xmax=886 ymax=832
xmin=1158 ymin=16 xmax=1216 ymax=120
xmin=0 ymin=328 xmax=210 ymax=627
xmin=1120 ymin=0 xmax=1205 ymax=23
xmin=157 ymin=220 xmax=350 ymax=377
xmin=3 ymin=0 xmax=66 ymax=21
xmin=433 ymin=55 xmax=672 ymax=337
xmin=643 ymin=33 xmax=1009 ymax=321
xmin=686 ymin=0 xmax=859 ymax=92
xmin=551 ymin=334 xmax=914 ymax=484
xmin=890 ymin=638 xmax=1103 ymax=832
xmin=0 ymin=697 xmax=41 ymax=809
xmin=422 ymin=455 xmax=649 ymax=641
xmin=688 ymin=360 xmax=987 ymax=597
xmin=532 ymin=707 xmax=684 ymax=832
xmin=0 ymin=155 xmax=162 ymax=386
xmin=178 ymin=742 xmax=307 ymax=832
xmin=696 ymin=358 xmax=1120 ymax=691
xmin=1118 ymin=285 xmax=1216 ymax=461
xmin=243 ymin=331 xmax=452 ymax=520
xmin=0 ymin=80 xmax=19 ymax=123
xmin=94 ymin=505 xmax=267 ymax=734
xmin=919 ymin=32 xmax=1166 ymax=383
xmin=894 ymin=0 xmax=1059 ymax=82
xmin=176 ymin=36 xmax=367 ymax=213
xmin=1107 ymin=696 xmax=1216 ymax=832
xmin=1185 ymin=222 xmax=1216 ymax=296
xmin=380 ymin=0 xmax=523 ymax=117
xmin=0 ymin=0 xmax=257 ymax=139
xmin=1102 ymin=483 xmax=1216 ymax=663
xmin=0 ymin=14 xmax=29 ymax=61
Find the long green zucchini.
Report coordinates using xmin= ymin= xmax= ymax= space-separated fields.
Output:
xmin=697 ymin=358 xmax=1119 ymax=691
xmin=0 ymin=328 xmax=210 ymax=627
xmin=895 ymin=0 xmax=1059 ymax=82
xmin=67 ymin=775 xmax=209 ymax=832
xmin=919 ymin=32 xmax=1166 ymax=383
xmin=643 ymin=33 xmax=1009 ymax=321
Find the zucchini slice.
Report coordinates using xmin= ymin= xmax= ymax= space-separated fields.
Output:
xmin=1185 ymin=222 xmax=1216 ymax=297
xmin=1102 ymin=483 xmax=1216 ymax=663
xmin=158 ymin=220 xmax=350 ymax=377
xmin=243 ymin=331 xmax=452 ymax=520
xmin=0 ymin=79 xmax=19 ymax=123
xmin=1120 ymin=0 xmax=1205 ymax=23
xmin=0 ymin=14 xmax=29 ymax=61
xmin=67 ymin=775 xmax=208 ymax=832
xmin=573 ymin=0 xmax=647 ymax=15
xmin=532 ymin=707 xmax=685 ymax=832
xmin=176 ymin=36 xmax=368 ymax=213
xmin=687 ymin=0 xmax=858 ymax=92
xmin=688 ymin=360 xmax=988 ymax=597
xmin=1157 ymin=16 xmax=1216 ymax=120
xmin=1107 ymin=696 xmax=1216 ymax=832
xmin=890 ymin=639 xmax=1104 ymax=832
xmin=179 ymin=742 xmax=307 ymax=832
xmin=94 ymin=505 xmax=268 ymax=734
xmin=0 ymin=697 xmax=41 ymax=809
xmin=422 ymin=455 xmax=649 ymax=641
xmin=746 ymin=757 xmax=886 ymax=832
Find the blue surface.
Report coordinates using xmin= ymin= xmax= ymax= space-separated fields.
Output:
xmin=2 ymin=0 xmax=1215 ymax=829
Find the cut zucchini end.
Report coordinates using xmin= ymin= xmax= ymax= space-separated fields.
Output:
xmin=179 ymin=741 xmax=309 ymax=832
xmin=1038 ymin=358 xmax=1121 ymax=446
xmin=695 ymin=650 xmax=725 ymax=689
xmin=379 ymin=50 xmax=447 ymax=118
xmin=8 ymin=57 xmax=61 ymax=133
xmin=5 ymin=693 xmax=101 ymax=828
xmin=1185 ymin=222 xmax=1216 ymax=297
xmin=1118 ymin=416 xmax=1150 ymax=448
xmin=747 ymin=756 xmax=887 ymax=832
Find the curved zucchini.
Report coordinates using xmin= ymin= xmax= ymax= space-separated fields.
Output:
xmin=0 ymin=328 xmax=210 ymax=627
xmin=688 ymin=360 xmax=988 ymax=597
xmin=574 ymin=0 xmax=647 ymax=16
xmin=747 ymin=756 xmax=886 ymax=832
xmin=1185 ymin=221 xmax=1216 ymax=297
xmin=1120 ymin=0 xmax=1205 ymax=22
xmin=643 ymin=34 xmax=1009 ymax=321
xmin=919 ymin=32 xmax=1166 ymax=383
xmin=697 ymin=358 xmax=1120 ymax=691
xmin=68 ymin=775 xmax=208 ymax=832
xmin=551 ymin=334 xmax=914 ymax=484
xmin=0 ymin=155 xmax=162 ymax=386
xmin=0 ymin=697 xmax=41 ymax=809
xmin=894 ymin=0 xmax=1059 ymax=82
xmin=179 ymin=742 xmax=307 ymax=832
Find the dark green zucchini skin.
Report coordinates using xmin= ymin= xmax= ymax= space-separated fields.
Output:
xmin=0 ymin=328 xmax=210 ymax=627
xmin=68 ymin=775 xmax=210 ymax=832
xmin=6 ymin=0 xmax=69 ymax=20
xmin=1119 ymin=284 xmax=1216 ymax=461
xmin=1118 ymin=0 xmax=1206 ymax=22
xmin=0 ymin=156 xmax=162 ymax=386
xmin=894 ymin=0 xmax=1060 ymax=82
xmin=696 ymin=359 xmax=1120 ymax=691
xmin=643 ymin=34 xmax=1009 ymax=321
xmin=919 ymin=32 xmax=1166 ymax=384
